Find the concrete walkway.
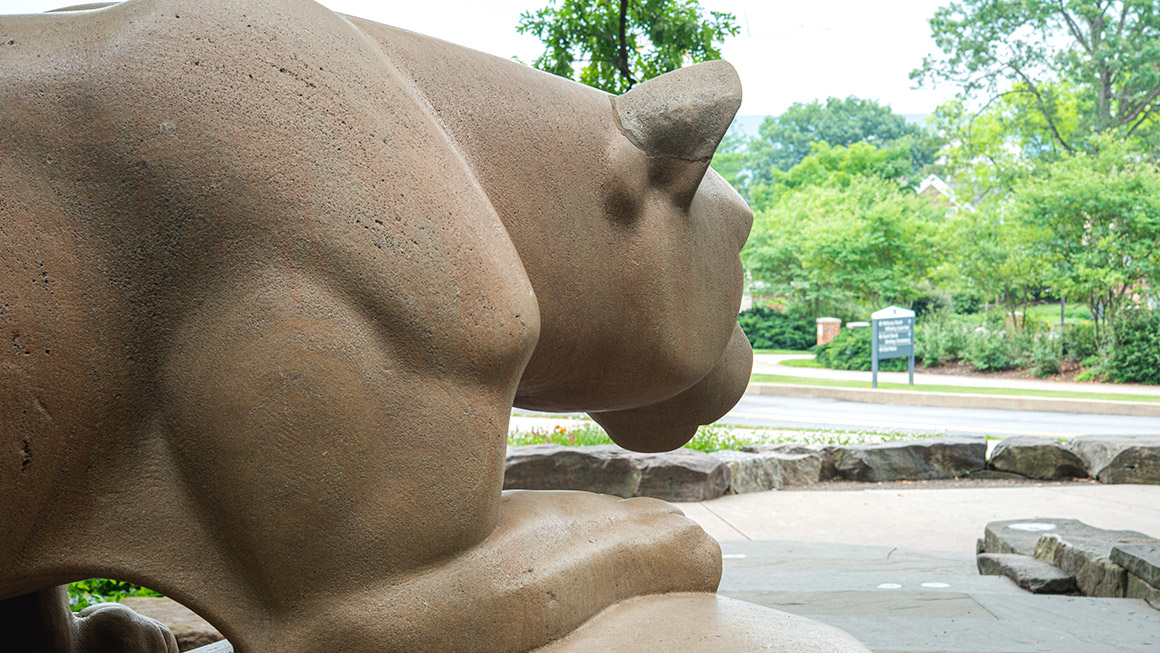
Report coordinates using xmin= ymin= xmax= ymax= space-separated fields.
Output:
xmin=676 ymin=483 xmax=1160 ymax=652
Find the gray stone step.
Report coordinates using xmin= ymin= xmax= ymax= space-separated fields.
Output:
xmin=976 ymin=553 xmax=1077 ymax=594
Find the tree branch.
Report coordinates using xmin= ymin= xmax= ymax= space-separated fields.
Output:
xmin=1010 ymin=65 xmax=1074 ymax=153
xmin=1125 ymin=101 xmax=1158 ymax=138
xmin=1056 ymin=0 xmax=1093 ymax=54
xmin=616 ymin=0 xmax=638 ymax=88
xmin=1119 ymin=81 xmax=1160 ymax=125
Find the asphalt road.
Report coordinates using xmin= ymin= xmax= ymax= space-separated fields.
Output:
xmin=722 ymin=393 xmax=1160 ymax=438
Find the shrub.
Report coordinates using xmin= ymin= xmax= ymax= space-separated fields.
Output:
xmin=67 ymin=579 xmax=161 ymax=612
xmin=737 ymin=307 xmax=815 ymax=350
xmin=1061 ymin=323 xmax=1099 ymax=361
xmin=815 ymin=327 xmax=907 ymax=372
xmin=1026 ymin=336 xmax=1062 ymax=378
xmin=912 ymin=292 xmax=952 ymax=318
xmin=1107 ymin=309 xmax=1160 ymax=384
xmin=963 ymin=329 xmax=1016 ymax=371
xmin=915 ymin=313 xmax=969 ymax=366
xmin=950 ymin=289 xmax=982 ymax=314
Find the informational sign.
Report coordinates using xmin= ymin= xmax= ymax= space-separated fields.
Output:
xmin=871 ymin=306 xmax=916 ymax=388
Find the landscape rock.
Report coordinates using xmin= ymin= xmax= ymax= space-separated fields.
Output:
xmin=631 ymin=449 xmax=731 ymax=502
xmin=1034 ymin=534 xmax=1128 ymax=597
xmin=965 ymin=470 xmax=1028 ymax=480
xmin=711 ymin=449 xmax=824 ymax=492
xmin=976 ymin=553 xmax=1077 ymax=594
xmin=711 ymin=450 xmax=781 ymax=493
xmin=831 ymin=436 xmax=986 ymax=482
xmin=120 ymin=597 xmax=224 ymax=652
xmin=1068 ymin=435 xmax=1160 ymax=484
xmin=988 ymin=437 xmax=1088 ymax=480
xmin=1126 ymin=575 xmax=1160 ymax=610
xmin=504 ymin=445 xmax=641 ymax=498
xmin=1111 ymin=544 xmax=1160 ymax=588
xmin=742 ymin=443 xmax=839 ymax=480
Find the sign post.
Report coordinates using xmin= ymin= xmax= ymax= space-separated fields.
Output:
xmin=871 ymin=306 xmax=915 ymax=389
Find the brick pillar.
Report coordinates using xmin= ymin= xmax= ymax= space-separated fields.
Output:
xmin=816 ymin=317 xmax=841 ymax=346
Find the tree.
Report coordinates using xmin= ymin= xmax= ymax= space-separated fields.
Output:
xmin=753 ymin=96 xmax=935 ymax=174
xmin=744 ymin=174 xmax=943 ymax=317
xmin=517 ymin=0 xmax=739 ymax=94
xmin=944 ymin=199 xmax=1047 ymax=326
xmin=913 ymin=0 xmax=1160 ymax=154
xmin=1017 ymin=137 xmax=1160 ymax=339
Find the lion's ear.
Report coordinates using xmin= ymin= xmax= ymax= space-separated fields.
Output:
xmin=612 ymin=60 xmax=741 ymax=202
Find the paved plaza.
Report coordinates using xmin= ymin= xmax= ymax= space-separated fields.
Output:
xmin=677 ymin=482 xmax=1160 ymax=652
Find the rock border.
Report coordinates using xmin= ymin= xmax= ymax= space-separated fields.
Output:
xmin=504 ymin=434 xmax=1160 ymax=500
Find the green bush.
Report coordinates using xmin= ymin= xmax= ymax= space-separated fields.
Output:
xmin=1107 ymin=309 xmax=1160 ymax=384
xmin=1061 ymin=323 xmax=1099 ymax=362
xmin=1026 ymin=336 xmax=1062 ymax=378
xmin=963 ymin=329 xmax=1016 ymax=371
xmin=912 ymin=292 xmax=952 ymax=318
xmin=737 ymin=307 xmax=815 ymax=351
xmin=67 ymin=579 xmax=161 ymax=612
xmin=915 ymin=314 xmax=969 ymax=366
xmin=815 ymin=327 xmax=907 ymax=372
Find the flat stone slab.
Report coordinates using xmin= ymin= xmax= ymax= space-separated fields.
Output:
xmin=976 ymin=553 xmax=1077 ymax=594
xmin=120 ymin=597 xmax=224 ymax=651
xmin=1068 ymin=435 xmax=1160 ymax=484
xmin=1030 ymin=524 xmax=1159 ymax=598
xmin=504 ymin=445 xmax=731 ymax=501
xmin=981 ymin=518 xmax=1120 ymax=556
xmin=988 ymin=437 xmax=1087 ymax=480
xmin=831 ymin=436 xmax=986 ymax=482
xmin=1111 ymin=544 xmax=1160 ymax=588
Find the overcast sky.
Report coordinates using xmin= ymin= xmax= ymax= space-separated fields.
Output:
xmin=3 ymin=0 xmax=959 ymax=118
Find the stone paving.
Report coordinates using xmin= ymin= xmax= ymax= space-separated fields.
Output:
xmin=677 ymin=483 xmax=1160 ymax=652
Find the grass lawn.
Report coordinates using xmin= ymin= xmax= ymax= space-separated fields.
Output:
xmin=780 ymin=358 xmax=823 ymax=368
xmin=1015 ymin=302 xmax=1092 ymax=324
xmin=749 ymin=373 xmax=1160 ymax=403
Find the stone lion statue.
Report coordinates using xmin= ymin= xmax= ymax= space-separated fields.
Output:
xmin=0 ymin=1 xmax=868 ymax=650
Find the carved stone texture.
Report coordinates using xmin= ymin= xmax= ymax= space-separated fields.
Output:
xmin=988 ymin=437 xmax=1088 ymax=480
xmin=1069 ymin=435 xmax=1160 ymax=484
xmin=832 ymin=436 xmax=986 ymax=482
xmin=1033 ymin=528 xmax=1160 ymax=598
xmin=121 ymin=597 xmax=225 ymax=651
xmin=0 ymin=0 xmax=873 ymax=650
xmin=976 ymin=553 xmax=1077 ymax=594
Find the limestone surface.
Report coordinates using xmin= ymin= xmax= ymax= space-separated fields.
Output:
xmin=976 ymin=552 xmax=1077 ymax=594
xmin=1069 ymin=435 xmax=1160 ymax=484
xmin=832 ymin=436 xmax=986 ymax=482
xmin=988 ymin=437 xmax=1087 ymax=480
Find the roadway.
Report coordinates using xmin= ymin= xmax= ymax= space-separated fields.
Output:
xmin=722 ymin=392 xmax=1160 ymax=438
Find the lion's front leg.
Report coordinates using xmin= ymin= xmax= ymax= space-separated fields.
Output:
xmin=0 ymin=586 xmax=178 ymax=653
xmin=282 ymin=490 xmax=721 ymax=652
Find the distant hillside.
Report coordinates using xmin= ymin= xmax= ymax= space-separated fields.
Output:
xmin=727 ymin=113 xmax=930 ymax=141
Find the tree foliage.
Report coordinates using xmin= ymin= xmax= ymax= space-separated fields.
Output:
xmin=517 ymin=0 xmax=739 ymax=94
xmin=914 ymin=0 xmax=1160 ymax=153
xmin=754 ymin=96 xmax=932 ymax=173
xmin=743 ymin=168 xmax=942 ymax=318
xmin=1016 ymin=137 xmax=1160 ymax=338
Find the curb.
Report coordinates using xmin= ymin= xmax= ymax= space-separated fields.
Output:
xmin=746 ymin=383 xmax=1160 ymax=417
